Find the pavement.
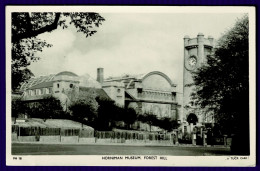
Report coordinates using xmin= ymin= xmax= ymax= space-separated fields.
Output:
xmin=11 ymin=143 xmax=231 ymax=156
xmin=12 ymin=141 xmax=230 ymax=148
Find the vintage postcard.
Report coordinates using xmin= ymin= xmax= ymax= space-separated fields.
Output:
xmin=6 ymin=6 xmax=256 ymax=166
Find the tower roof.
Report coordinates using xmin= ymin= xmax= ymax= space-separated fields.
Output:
xmin=56 ymin=71 xmax=78 ymax=77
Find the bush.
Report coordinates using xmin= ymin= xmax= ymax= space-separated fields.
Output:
xmin=69 ymin=89 xmax=98 ymax=128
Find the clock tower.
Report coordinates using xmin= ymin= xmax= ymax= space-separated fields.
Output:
xmin=183 ymin=33 xmax=214 ymax=129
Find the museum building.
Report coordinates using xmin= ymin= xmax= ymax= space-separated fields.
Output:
xmin=19 ymin=68 xmax=181 ymax=132
xmin=98 ymin=68 xmax=182 ymax=131
xmin=17 ymin=33 xmax=215 ymax=135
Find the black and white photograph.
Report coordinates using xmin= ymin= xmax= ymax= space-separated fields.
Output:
xmin=6 ymin=6 xmax=256 ymax=166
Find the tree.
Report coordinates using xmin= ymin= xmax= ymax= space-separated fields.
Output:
xmin=11 ymin=96 xmax=29 ymax=123
xmin=40 ymin=96 xmax=64 ymax=121
xmin=122 ymin=108 xmax=138 ymax=129
xmin=95 ymin=97 xmax=116 ymax=130
xmin=157 ymin=117 xmax=180 ymax=132
xmin=94 ymin=96 xmax=139 ymax=130
xmin=12 ymin=12 xmax=105 ymax=91
xmin=191 ymin=15 xmax=249 ymax=154
xmin=26 ymin=96 xmax=64 ymax=121
xmin=138 ymin=112 xmax=158 ymax=132
xmin=69 ymin=89 xmax=99 ymax=128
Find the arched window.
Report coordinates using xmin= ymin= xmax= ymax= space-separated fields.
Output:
xmin=70 ymin=84 xmax=73 ymax=88
xmin=187 ymin=113 xmax=198 ymax=125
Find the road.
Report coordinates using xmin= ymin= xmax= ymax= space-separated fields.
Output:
xmin=12 ymin=143 xmax=231 ymax=156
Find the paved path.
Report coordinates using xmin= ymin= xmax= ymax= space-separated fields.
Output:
xmin=12 ymin=143 xmax=231 ymax=156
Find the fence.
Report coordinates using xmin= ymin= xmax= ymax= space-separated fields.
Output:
xmin=12 ymin=125 xmax=95 ymax=143
xmin=94 ymin=131 xmax=171 ymax=140
xmin=93 ymin=130 xmax=173 ymax=145
xmin=12 ymin=125 xmax=174 ymax=145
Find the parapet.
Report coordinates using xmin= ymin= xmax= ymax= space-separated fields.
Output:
xmin=184 ymin=33 xmax=214 ymax=49
xmin=102 ymin=81 xmax=125 ymax=88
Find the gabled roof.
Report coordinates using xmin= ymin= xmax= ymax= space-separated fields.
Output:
xmin=29 ymin=81 xmax=53 ymax=90
xmin=21 ymin=94 xmax=52 ymax=101
xmin=19 ymin=74 xmax=56 ymax=91
xmin=79 ymin=87 xmax=111 ymax=100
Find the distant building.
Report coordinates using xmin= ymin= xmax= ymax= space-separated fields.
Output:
xmin=18 ymin=69 xmax=181 ymax=132
xmin=97 ymin=68 xmax=181 ymax=131
xmin=19 ymin=71 xmax=110 ymax=111
xmin=16 ymin=32 xmax=215 ymax=135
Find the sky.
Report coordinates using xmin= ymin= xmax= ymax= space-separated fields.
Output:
xmin=29 ymin=12 xmax=245 ymax=92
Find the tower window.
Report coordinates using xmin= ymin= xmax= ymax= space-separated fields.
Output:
xmin=70 ymin=84 xmax=73 ymax=88
xmin=137 ymin=88 xmax=143 ymax=97
xmin=117 ymin=88 xmax=121 ymax=93
xmin=57 ymin=83 xmax=59 ymax=88
xmin=184 ymin=126 xmax=187 ymax=133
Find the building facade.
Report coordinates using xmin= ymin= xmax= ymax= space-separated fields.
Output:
xmin=18 ymin=69 xmax=180 ymax=132
xmin=16 ymin=32 xmax=215 ymax=136
xmin=182 ymin=33 xmax=215 ymax=135
xmin=19 ymin=71 xmax=108 ymax=111
xmin=96 ymin=69 xmax=181 ymax=132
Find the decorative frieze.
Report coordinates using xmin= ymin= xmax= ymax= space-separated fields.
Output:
xmin=138 ymin=90 xmax=174 ymax=102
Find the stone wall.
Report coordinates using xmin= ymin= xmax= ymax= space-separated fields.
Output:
xmin=61 ymin=136 xmax=79 ymax=143
xmin=40 ymin=136 xmax=60 ymax=143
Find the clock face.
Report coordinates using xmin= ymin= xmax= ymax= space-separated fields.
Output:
xmin=185 ymin=55 xmax=198 ymax=71
xmin=189 ymin=56 xmax=197 ymax=67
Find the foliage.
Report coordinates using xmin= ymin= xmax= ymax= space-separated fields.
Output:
xmin=138 ymin=112 xmax=179 ymax=132
xmin=69 ymin=89 xmax=99 ymax=127
xmin=28 ymin=96 xmax=64 ymax=121
xmin=11 ymin=96 xmax=29 ymax=123
xmin=191 ymin=15 xmax=249 ymax=154
xmin=12 ymin=12 xmax=105 ymax=91
xmin=191 ymin=15 xmax=249 ymax=135
xmin=138 ymin=112 xmax=159 ymax=132
xmin=12 ymin=97 xmax=22 ymax=119
xmin=157 ymin=117 xmax=180 ymax=132
xmin=95 ymin=97 xmax=117 ymax=130
xmin=95 ymin=97 xmax=138 ymax=130
xmin=122 ymin=108 xmax=138 ymax=129
xmin=12 ymin=95 xmax=65 ymax=122
xmin=39 ymin=96 xmax=64 ymax=120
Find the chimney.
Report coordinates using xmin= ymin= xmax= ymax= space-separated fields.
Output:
xmin=97 ymin=68 xmax=104 ymax=83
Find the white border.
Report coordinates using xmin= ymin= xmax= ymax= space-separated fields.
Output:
xmin=6 ymin=6 xmax=256 ymax=166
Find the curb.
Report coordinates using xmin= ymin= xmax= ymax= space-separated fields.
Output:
xmin=12 ymin=142 xmax=230 ymax=148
